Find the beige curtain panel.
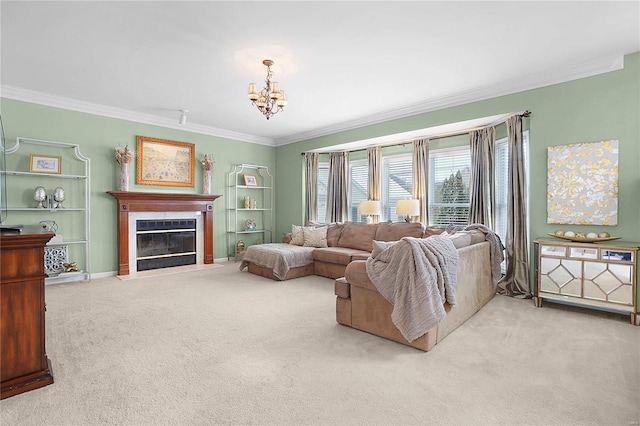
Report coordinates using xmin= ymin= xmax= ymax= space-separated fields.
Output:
xmin=412 ymin=139 xmax=430 ymax=224
xmin=498 ymin=115 xmax=530 ymax=296
xmin=326 ymin=151 xmax=350 ymax=222
xmin=367 ymin=146 xmax=382 ymax=223
xmin=468 ymin=127 xmax=495 ymax=227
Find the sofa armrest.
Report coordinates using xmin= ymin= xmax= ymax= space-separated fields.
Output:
xmin=344 ymin=260 xmax=378 ymax=292
xmin=282 ymin=233 xmax=292 ymax=244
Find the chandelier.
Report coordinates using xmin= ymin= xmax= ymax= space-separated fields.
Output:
xmin=247 ymin=59 xmax=288 ymax=120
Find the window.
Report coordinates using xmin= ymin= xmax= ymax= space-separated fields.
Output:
xmin=428 ymin=146 xmax=471 ymax=225
xmin=382 ymin=154 xmax=413 ymax=222
xmin=494 ymin=131 xmax=529 ymax=251
xmin=348 ymin=160 xmax=368 ymax=222
xmin=316 ymin=162 xmax=329 ymax=223
xmin=495 ymin=138 xmax=509 ymax=246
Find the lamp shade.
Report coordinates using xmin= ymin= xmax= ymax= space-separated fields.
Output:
xmin=360 ymin=200 xmax=381 ymax=216
xmin=396 ymin=199 xmax=420 ymax=216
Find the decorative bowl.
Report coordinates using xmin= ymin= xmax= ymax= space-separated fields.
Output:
xmin=547 ymin=233 xmax=621 ymax=243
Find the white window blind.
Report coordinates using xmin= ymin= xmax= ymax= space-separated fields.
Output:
xmin=495 ymin=137 xmax=509 ymax=245
xmin=382 ymin=155 xmax=412 ymax=222
xmin=428 ymin=147 xmax=471 ymax=225
xmin=349 ymin=160 xmax=368 ymax=222
xmin=494 ymin=130 xmax=529 ymax=251
xmin=316 ymin=163 xmax=329 ymax=223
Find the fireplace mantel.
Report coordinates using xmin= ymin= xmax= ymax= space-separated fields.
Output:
xmin=108 ymin=191 xmax=221 ymax=275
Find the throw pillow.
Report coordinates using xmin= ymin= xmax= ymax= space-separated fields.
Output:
xmin=303 ymin=226 xmax=328 ymax=248
xmin=371 ymin=240 xmax=397 ymax=258
xmin=289 ymin=224 xmax=307 ymax=246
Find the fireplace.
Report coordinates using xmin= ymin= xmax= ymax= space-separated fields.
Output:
xmin=108 ymin=191 xmax=221 ymax=276
xmin=136 ymin=219 xmax=196 ymax=271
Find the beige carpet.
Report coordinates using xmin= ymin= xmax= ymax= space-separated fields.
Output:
xmin=1 ymin=262 xmax=638 ymax=426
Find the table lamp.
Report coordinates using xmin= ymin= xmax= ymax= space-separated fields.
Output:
xmin=359 ymin=200 xmax=381 ymax=224
xmin=396 ymin=199 xmax=420 ymax=222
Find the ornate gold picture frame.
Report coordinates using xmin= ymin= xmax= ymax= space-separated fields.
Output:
xmin=136 ymin=136 xmax=195 ymax=187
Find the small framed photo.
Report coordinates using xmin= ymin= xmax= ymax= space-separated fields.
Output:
xmin=30 ymin=154 xmax=62 ymax=174
xmin=244 ymin=174 xmax=258 ymax=186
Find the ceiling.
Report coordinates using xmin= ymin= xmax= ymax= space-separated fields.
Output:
xmin=1 ymin=1 xmax=639 ymax=146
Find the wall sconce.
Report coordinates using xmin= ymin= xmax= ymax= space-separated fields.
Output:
xmin=396 ymin=199 xmax=420 ymax=222
xmin=359 ymin=200 xmax=381 ymax=224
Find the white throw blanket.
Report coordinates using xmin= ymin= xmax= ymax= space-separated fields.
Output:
xmin=365 ymin=236 xmax=459 ymax=343
xmin=239 ymin=243 xmax=315 ymax=280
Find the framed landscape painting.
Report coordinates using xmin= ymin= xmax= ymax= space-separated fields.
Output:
xmin=136 ymin=136 xmax=195 ymax=187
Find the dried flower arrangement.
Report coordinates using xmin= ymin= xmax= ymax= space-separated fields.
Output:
xmin=115 ymin=146 xmax=134 ymax=164
xmin=200 ymin=154 xmax=215 ymax=171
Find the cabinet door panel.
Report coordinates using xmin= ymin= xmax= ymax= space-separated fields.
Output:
xmin=0 ymin=279 xmax=45 ymax=379
xmin=608 ymin=284 xmax=633 ymax=305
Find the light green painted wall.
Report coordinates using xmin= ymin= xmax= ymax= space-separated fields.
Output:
xmin=276 ymin=52 xmax=640 ymax=291
xmin=0 ymin=99 xmax=275 ymax=273
xmin=2 ymin=51 xmax=638 ymax=282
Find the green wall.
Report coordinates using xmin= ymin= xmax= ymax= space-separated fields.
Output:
xmin=2 ymin=51 xmax=638 ymax=279
xmin=0 ymin=99 xmax=275 ymax=274
xmin=275 ymin=51 xmax=640 ymax=286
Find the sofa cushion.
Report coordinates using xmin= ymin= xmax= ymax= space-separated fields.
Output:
xmin=423 ymin=226 xmax=446 ymax=238
xmin=351 ymin=253 xmax=370 ymax=262
xmin=371 ymin=240 xmax=398 ymax=258
xmin=338 ymin=222 xmax=378 ymax=252
xmin=313 ymin=247 xmax=371 ymax=266
xmin=327 ymin=222 xmax=344 ymax=247
xmin=374 ymin=222 xmax=424 ymax=241
xmin=303 ymin=226 xmax=328 ymax=248
xmin=447 ymin=231 xmax=472 ymax=249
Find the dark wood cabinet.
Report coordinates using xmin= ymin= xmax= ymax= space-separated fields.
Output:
xmin=1 ymin=228 xmax=54 ymax=399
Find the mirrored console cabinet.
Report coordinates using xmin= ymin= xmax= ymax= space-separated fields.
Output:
xmin=534 ymin=239 xmax=639 ymax=325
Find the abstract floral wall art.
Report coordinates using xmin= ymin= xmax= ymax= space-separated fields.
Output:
xmin=547 ymin=140 xmax=618 ymax=225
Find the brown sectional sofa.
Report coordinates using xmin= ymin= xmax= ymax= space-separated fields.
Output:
xmin=335 ymin=240 xmax=495 ymax=351
xmin=242 ymin=220 xmax=498 ymax=351
xmin=245 ymin=221 xmax=451 ymax=280
xmin=248 ymin=221 xmax=433 ymax=279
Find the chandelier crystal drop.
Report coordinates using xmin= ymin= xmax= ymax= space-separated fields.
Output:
xmin=247 ymin=59 xmax=287 ymax=120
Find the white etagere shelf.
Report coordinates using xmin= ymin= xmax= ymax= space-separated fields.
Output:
xmin=2 ymin=137 xmax=91 ymax=284
xmin=227 ymin=164 xmax=273 ymax=259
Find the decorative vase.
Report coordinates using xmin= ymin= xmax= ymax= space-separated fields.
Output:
xmin=119 ymin=163 xmax=130 ymax=191
xmin=244 ymin=196 xmax=250 ymax=209
xmin=203 ymin=170 xmax=212 ymax=194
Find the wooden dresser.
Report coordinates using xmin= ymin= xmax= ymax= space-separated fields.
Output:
xmin=1 ymin=227 xmax=54 ymax=399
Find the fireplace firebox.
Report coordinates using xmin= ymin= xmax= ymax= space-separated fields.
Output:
xmin=136 ymin=219 xmax=196 ymax=271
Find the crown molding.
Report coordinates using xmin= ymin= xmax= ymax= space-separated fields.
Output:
xmin=0 ymin=85 xmax=275 ymax=146
xmin=1 ymin=54 xmax=625 ymax=148
xmin=273 ymin=54 xmax=625 ymax=146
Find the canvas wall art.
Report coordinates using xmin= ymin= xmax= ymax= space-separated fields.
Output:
xmin=547 ymin=139 xmax=618 ymax=225
xmin=136 ymin=136 xmax=195 ymax=187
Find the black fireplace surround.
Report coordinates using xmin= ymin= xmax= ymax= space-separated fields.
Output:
xmin=136 ymin=219 xmax=196 ymax=271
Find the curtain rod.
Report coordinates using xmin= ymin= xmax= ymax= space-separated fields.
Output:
xmin=300 ymin=110 xmax=531 ymax=155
